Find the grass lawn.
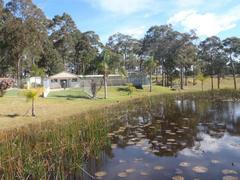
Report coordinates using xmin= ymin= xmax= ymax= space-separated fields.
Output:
xmin=0 ymin=76 xmax=239 ymax=131
xmin=0 ymin=85 xmax=172 ymax=130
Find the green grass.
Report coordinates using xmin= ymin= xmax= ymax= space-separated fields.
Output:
xmin=48 ymin=88 xmax=90 ymax=99
xmin=0 ymin=76 xmax=239 ymax=130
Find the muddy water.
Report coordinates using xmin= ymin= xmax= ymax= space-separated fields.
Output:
xmin=85 ymin=98 xmax=240 ymax=180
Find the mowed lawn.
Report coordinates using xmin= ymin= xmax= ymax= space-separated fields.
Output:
xmin=0 ymin=85 xmax=172 ymax=130
xmin=0 ymin=76 xmax=239 ymax=130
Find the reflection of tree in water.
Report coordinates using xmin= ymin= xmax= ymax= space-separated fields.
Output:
xmin=83 ymin=97 xmax=240 ymax=179
xmin=105 ymin=97 xmax=240 ymax=157
xmin=197 ymin=100 xmax=240 ymax=136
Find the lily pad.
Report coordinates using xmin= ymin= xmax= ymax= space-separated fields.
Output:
xmin=95 ymin=171 xmax=107 ymax=177
xmin=192 ymin=166 xmax=208 ymax=173
xmin=211 ymin=160 xmax=221 ymax=164
xmin=119 ymin=160 xmax=126 ymax=163
xmin=179 ymin=162 xmax=191 ymax=167
xmin=118 ymin=172 xmax=128 ymax=177
xmin=154 ymin=165 xmax=164 ymax=170
xmin=172 ymin=175 xmax=184 ymax=180
xmin=222 ymin=176 xmax=238 ymax=180
xmin=222 ymin=169 xmax=238 ymax=175
xmin=126 ymin=168 xmax=136 ymax=173
xmin=140 ymin=171 xmax=149 ymax=176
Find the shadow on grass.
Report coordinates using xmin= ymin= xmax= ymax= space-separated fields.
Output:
xmin=0 ymin=113 xmax=20 ymax=118
xmin=54 ymin=95 xmax=91 ymax=100
xmin=117 ymin=87 xmax=129 ymax=92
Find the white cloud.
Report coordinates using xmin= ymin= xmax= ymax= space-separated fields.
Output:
xmin=168 ymin=6 xmax=240 ymax=37
xmin=117 ymin=26 xmax=147 ymax=39
xmin=176 ymin=0 xmax=204 ymax=8
xmin=86 ymin=0 xmax=160 ymax=15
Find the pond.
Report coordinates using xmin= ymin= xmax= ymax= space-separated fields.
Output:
xmin=83 ymin=97 xmax=240 ymax=180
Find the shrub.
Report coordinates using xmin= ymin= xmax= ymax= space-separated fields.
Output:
xmin=0 ymin=79 xmax=14 ymax=97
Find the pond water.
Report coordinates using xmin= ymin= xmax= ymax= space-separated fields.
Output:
xmin=84 ymin=98 xmax=240 ymax=180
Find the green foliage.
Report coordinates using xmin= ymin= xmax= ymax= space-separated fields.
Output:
xmin=144 ymin=56 xmax=157 ymax=74
xmin=23 ymin=88 xmax=43 ymax=102
xmin=196 ymin=73 xmax=208 ymax=82
xmin=127 ymin=83 xmax=135 ymax=95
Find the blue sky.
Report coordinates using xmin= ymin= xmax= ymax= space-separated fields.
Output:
xmin=34 ymin=0 xmax=240 ymax=43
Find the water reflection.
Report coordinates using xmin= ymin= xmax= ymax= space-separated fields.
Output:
xmin=84 ymin=98 xmax=240 ymax=180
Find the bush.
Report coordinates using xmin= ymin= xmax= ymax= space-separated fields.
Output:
xmin=0 ymin=79 xmax=14 ymax=97
xmin=127 ymin=83 xmax=135 ymax=95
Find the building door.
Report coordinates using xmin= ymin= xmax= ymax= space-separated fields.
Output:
xmin=60 ymin=79 xmax=68 ymax=89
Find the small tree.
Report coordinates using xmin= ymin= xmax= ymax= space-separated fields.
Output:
xmin=196 ymin=73 xmax=208 ymax=91
xmin=23 ymin=88 xmax=43 ymax=117
xmin=0 ymin=79 xmax=14 ymax=97
xmin=98 ymin=50 xmax=110 ymax=99
xmin=144 ymin=57 xmax=157 ymax=92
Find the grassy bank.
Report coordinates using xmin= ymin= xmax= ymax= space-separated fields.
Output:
xmin=0 ymin=85 xmax=172 ymax=130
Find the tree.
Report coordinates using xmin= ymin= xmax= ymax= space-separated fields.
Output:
xmin=23 ymin=87 xmax=43 ymax=117
xmin=49 ymin=13 xmax=80 ymax=70
xmin=74 ymin=34 xmax=98 ymax=74
xmin=2 ymin=0 xmax=49 ymax=86
xmin=223 ymin=37 xmax=240 ymax=90
xmin=107 ymin=33 xmax=141 ymax=71
xmin=38 ymin=41 xmax=64 ymax=75
xmin=144 ymin=57 xmax=157 ymax=92
xmin=196 ymin=73 xmax=208 ymax=91
xmin=98 ymin=50 xmax=110 ymax=99
xmin=199 ymin=36 xmax=223 ymax=90
xmin=175 ymin=32 xmax=198 ymax=89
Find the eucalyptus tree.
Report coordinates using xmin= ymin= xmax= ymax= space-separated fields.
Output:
xmin=199 ymin=36 xmax=223 ymax=90
xmin=223 ymin=37 xmax=240 ymax=90
xmin=49 ymin=13 xmax=80 ymax=70
xmin=107 ymin=33 xmax=141 ymax=70
xmin=38 ymin=40 xmax=64 ymax=75
xmin=142 ymin=25 xmax=178 ymax=86
xmin=175 ymin=31 xmax=198 ymax=89
xmin=75 ymin=31 xmax=103 ymax=74
xmin=2 ymin=0 xmax=49 ymax=86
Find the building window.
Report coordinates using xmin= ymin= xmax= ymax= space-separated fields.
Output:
xmin=51 ymin=79 xmax=58 ymax=83
xmin=72 ymin=78 xmax=78 ymax=82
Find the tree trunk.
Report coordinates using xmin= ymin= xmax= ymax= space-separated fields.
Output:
xmin=180 ymin=66 xmax=183 ymax=90
xmin=185 ymin=76 xmax=188 ymax=86
xmin=103 ymin=74 xmax=108 ymax=99
xmin=162 ymin=72 xmax=164 ymax=86
xmin=230 ymin=59 xmax=237 ymax=90
xmin=150 ymin=73 xmax=152 ymax=92
xmin=17 ymin=58 xmax=21 ymax=88
xmin=193 ymin=73 xmax=196 ymax=86
xmin=211 ymin=75 xmax=214 ymax=90
xmin=165 ymin=73 xmax=168 ymax=87
xmin=32 ymin=98 xmax=36 ymax=117
xmin=170 ymin=77 xmax=173 ymax=88
xmin=217 ymin=74 xmax=220 ymax=89
xmin=184 ymin=67 xmax=188 ymax=86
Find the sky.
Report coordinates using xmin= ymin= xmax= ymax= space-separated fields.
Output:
xmin=34 ymin=0 xmax=240 ymax=43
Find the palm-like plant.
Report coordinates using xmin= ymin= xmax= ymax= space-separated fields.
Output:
xmin=23 ymin=88 xmax=43 ymax=117
xmin=144 ymin=57 xmax=157 ymax=92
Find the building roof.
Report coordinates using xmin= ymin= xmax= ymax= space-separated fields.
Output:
xmin=49 ymin=71 xmax=78 ymax=79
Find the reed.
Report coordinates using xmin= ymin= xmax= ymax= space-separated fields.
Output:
xmin=0 ymin=89 xmax=239 ymax=179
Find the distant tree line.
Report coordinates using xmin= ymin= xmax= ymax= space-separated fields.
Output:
xmin=0 ymin=0 xmax=240 ymax=89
